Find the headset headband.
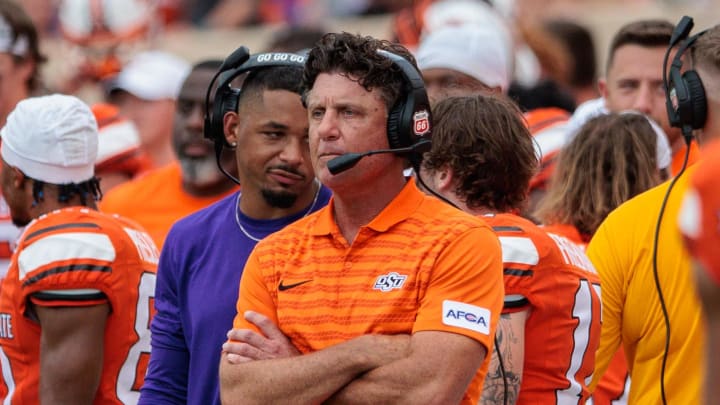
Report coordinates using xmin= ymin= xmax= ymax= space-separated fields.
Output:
xmin=202 ymin=47 xmax=306 ymax=184
xmin=663 ymin=16 xmax=708 ymax=143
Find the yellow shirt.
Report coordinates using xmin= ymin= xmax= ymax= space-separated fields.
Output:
xmin=587 ymin=166 xmax=705 ymax=404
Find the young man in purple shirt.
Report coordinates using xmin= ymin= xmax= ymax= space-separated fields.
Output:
xmin=139 ymin=57 xmax=330 ymax=404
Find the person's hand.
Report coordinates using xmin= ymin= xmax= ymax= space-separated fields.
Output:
xmin=222 ymin=310 xmax=300 ymax=364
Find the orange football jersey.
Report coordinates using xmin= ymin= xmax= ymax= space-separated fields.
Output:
xmin=487 ymin=213 xmax=601 ymax=404
xmin=541 ymin=223 xmax=630 ymax=405
xmin=0 ymin=207 xmax=159 ymax=404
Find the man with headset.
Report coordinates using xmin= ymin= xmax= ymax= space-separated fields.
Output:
xmin=218 ymin=32 xmax=504 ymax=404
xmin=138 ymin=52 xmax=331 ymax=404
xmin=677 ymin=27 xmax=720 ymax=402
xmin=572 ymin=19 xmax=699 ymax=177
xmin=587 ymin=19 xmax=720 ymax=404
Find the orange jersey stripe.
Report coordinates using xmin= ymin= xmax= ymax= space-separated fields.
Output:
xmin=0 ymin=207 xmax=159 ymax=404
xmin=489 ymin=214 xmax=601 ymax=404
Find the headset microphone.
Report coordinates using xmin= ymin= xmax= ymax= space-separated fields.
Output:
xmin=219 ymin=46 xmax=252 ymax=72
xmin=327 ymin=140 xmax=429 ymax=175
xmin=670 ymin=16 xmax=694 ymax=46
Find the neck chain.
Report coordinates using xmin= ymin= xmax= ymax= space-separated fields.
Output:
xmin=234 ymin=179 xmax=322 ymax=242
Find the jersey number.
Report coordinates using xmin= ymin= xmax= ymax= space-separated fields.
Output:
xmin=117 ymin=272 xmax=156 ymax=403
xmin=556 ymin=279 xmax=601 ymax=404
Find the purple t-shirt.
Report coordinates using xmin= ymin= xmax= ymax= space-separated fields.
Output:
xmin=139 ymin=187 xmax=331 ymax=404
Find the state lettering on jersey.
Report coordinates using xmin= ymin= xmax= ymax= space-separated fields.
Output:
xmin=548 ymin=233 xmax=597 ymax=273
xmin=123 ymin=228 xmax=160 ymax=265
xmin=442 ymin=300 xmax=491 ymax=335
xmin=0 ymin=313 xmax=13 ymax=339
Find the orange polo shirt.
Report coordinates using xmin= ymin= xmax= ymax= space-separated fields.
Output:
xmin=99 ymin=162 xmax=237 ymax=250
xmin=234 ymin=180 xmax=504 ymax=404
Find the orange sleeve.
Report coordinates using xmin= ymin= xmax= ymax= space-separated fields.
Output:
xmin=413 ymin=226 xmax=504 ymax=352
xmin=233 ymin=247 xmax=279 ymax=333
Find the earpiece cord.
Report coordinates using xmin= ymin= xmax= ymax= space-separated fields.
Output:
xmin=653 ymin=139 xmax=691 ymax=405
xmin=215 ymin=141 xmax=241 ymax=186
xmin=411 ymin=160 xmax=459 ymax=210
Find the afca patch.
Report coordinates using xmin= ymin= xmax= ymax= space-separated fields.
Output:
xmin=442 ymin=300 xmax=491 ymax=335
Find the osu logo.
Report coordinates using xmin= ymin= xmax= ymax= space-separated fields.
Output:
xmin=413 ymin=110 xmax=430 ymax=136
xmin=373 ymin=272 xmax=407 ymax=292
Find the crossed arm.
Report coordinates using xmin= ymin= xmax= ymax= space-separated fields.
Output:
xmin=35 ymin=302 xmax=110 ymax=405
xmin=219 ymin=311 xmax=487 ymax=405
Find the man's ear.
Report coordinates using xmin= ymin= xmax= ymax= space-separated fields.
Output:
xmin=223 ymin=111 xmax=239 ymax=147
xmin=423 ymin=166 xmax=453 ymax=194
xmin=10 ymin=166 xmax=25 ymax=189
xmin=17 ymin=59 xmax=34 ymax=87
xmin=598 ymin=77 xmax=609 ymax=99
xmin=434 ymin=166 xmax=454 ymax=193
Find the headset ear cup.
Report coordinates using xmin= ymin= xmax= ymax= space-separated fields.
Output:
xmin=222 ymin=88 xmax=241 ymax=145
xmin=386 ymin=106 xmax=404 ymax=149
xmin=683 ymin=70 xmax=707 ymax=129
xmin=210 ymin=88 xmax=227 ymax=145
xmin=209 ymin=87 xmax=240 ymax=147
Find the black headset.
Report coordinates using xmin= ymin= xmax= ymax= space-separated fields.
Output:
xmin=202 ymin=46 xmax=307 ymax=184
xmin=377 ymin=49 xmax=432 ymax=154
xmin=663 ymin=16 xmax=708 ymax=145
xmin=204 ymin=47 xmax=307 ymax=146
xmin=654 ymin=16 xmax=708 ymax=405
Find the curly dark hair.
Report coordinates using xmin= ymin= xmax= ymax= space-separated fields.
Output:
xmin=301 ymin=31 xmax=418 ymax=111
xmin=422 ymin=94 xmax=538 ymax=212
